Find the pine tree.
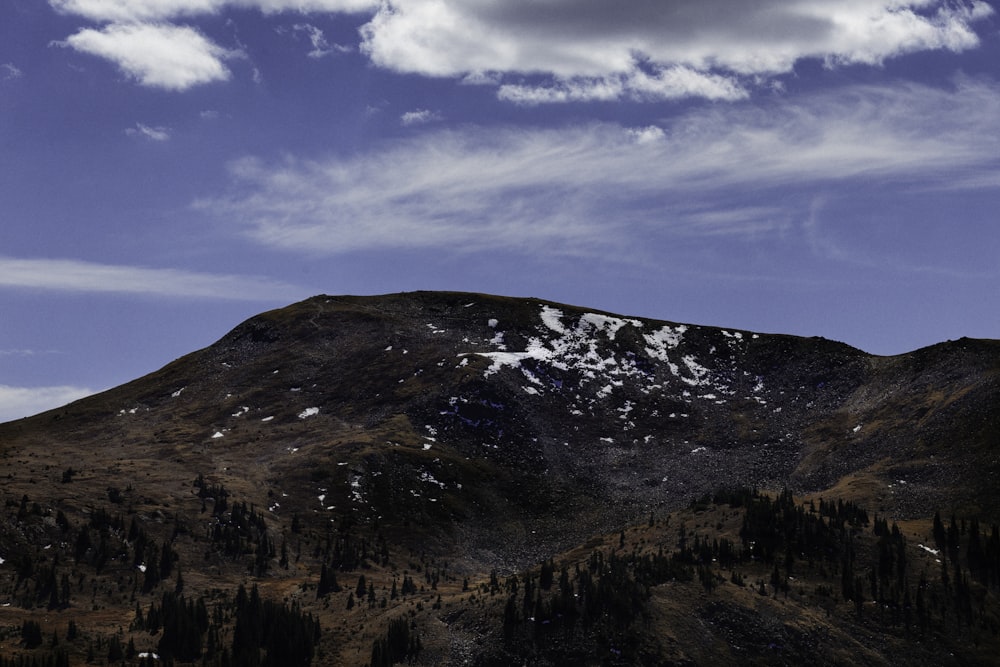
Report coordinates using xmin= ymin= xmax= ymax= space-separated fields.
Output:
xmin=108 ymin=635 xmax=124 ymax=662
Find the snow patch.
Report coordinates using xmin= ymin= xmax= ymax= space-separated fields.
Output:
xmin=540 ymin=306 xmax=567 ymax=334
xmin=679 ymin=355 xmax=711 ymax=386
xmin=643 ymin=325 xmax=687 ymax=359
xmin=579 ymin=312 xmax=642 ymax=340
xmin=488 ymin=331 xmax=506 ymax=349
xmin=298 ymin=407 xmax=319 ymax=419
xmin=419 ymin=470 xmax=446 ymax=489
xmin=349 ymin=475 xmax=364 ymax=503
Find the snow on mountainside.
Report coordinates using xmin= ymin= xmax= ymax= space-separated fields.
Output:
xmin=469 ymin=304 xmax=764 ymax=406
xmin=41 ymin=292 xmax=999 ymax=534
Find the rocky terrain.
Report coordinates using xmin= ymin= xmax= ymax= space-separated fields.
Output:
xmin=0 ymin=291 xmax=997 ymax=665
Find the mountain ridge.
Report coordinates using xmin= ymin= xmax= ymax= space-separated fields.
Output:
xmin=0 ymin=291 xmax=998 ymax=665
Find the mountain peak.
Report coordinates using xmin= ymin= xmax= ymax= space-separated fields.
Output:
xmin=1 ymin=292 xmax=998 ymax=665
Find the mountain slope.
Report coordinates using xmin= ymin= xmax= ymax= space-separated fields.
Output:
xmin=0 ymin=291 xmax=998 ymax=665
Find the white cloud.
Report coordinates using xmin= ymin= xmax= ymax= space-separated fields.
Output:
xmin=49 ymin=0 xmax=377 ymax=23
xmin=627 ymin=126 xmax=667 ymax=145
xmin=199 ymin=79 xmax=1000 ymax=256
xmin=289 ymin=23 xmax=349 ymax=58
xmin=0 ymin=349 xmax=55 ymax=358
xmin=400 ymin=109 xmax=440 ymax=126
xmin=359 ymin=0 xmax=993 ymax=101
xmin=498 ymin=66 xmax=748 ymax=105
xmin=1 ymin=63 xmax=23 ymax=80
xmin=362 ymin=1 xmax=992 ymax=76
xmin=0 ymin=257 xmax=306 ymax=301
xmin=126 ymin=123 xmax=171 ymax=141
xmin=49 ymin=1 xmax=993 ymax=100
xmin=59 ymin=22 xmax=238 ymax=90
xmin=0 ymin=385 xmax=96 ymax=423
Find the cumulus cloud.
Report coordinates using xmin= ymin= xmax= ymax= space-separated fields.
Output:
xmin=0 ymin=385 xmax=96 ymax=423
xmin=199 ymin=79 xmax=1000 ymax=256
xmin=361 ymin=1 xmax=992 ymax=79
xmin=358 ymin=0 xmax=993 ymax=101
xmin=0 ymin=256 xmax=306 ymax=301
xmin=59 ymin=23 xmax=238 ymax=90
xmin=400 ymin=109 xmax=440 ymax=126
xmin=48 ymin=0 xmax=993 ymax=100
xmin=126 ymin=123 xmax=171 ymax=141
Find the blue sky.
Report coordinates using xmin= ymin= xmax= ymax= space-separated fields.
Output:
xmin=2 ymin=0 xmax=999 ymax=421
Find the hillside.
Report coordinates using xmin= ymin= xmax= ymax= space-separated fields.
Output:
xmin=0 ymin=291 xmax=998 ymax=665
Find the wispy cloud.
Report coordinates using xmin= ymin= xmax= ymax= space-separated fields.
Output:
xmin=497 ymin=66 xmax=748 ymax=105
xmin=49 ymin=0 xmax=378 ymax=23
xmin=0 ymin=385 xmax=96 ymax=423
xmin=0 ymin=349 xmax=60 ymax=357
xmin=199 ymin=80 xmax=1000 ymax=257
xmin=803 ymin=197 xmax=996 ymax=280
xmin=0 ymin=257 xmax=307 ymax=301
xmin=1 ymin=63 xmax=23 ymax=80
xmin=287 ymin=23 xmax=351 ymax=58
xmin=126 ymin=122 xmax=171 ymax=141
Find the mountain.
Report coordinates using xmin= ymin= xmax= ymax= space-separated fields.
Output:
xmin=1 ymin=291 xmax=998 ymax=665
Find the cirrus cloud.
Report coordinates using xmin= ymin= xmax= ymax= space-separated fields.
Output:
xmin=126 ymin=122 xmax=171 ymax=141
xmin=0 ymin=385 xmax=97 ymax=423
xmin=0 ymin=256 xmax=306 ymax=301
xmin=1 ymin=63 xmax=24 ymax=80
xmin=198 ymin=79 xmax=1000 ymax=257
xmin=49 ymin=0 xmax=377 ymax=23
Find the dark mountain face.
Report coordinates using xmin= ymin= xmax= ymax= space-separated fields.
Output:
xmin=1 ymin=292 xmax=998 ymax=665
